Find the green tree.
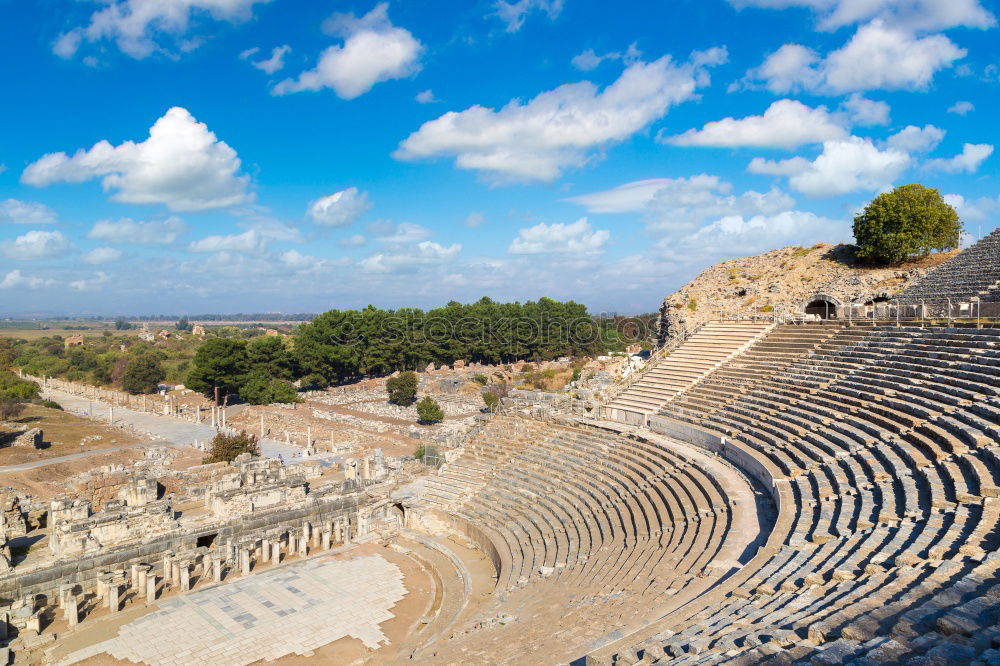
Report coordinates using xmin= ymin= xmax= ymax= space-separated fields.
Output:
xmin=386 ymin=371 xmax=418 ymax=406
xmin=176 ymin=316 xmax=192 ymax=332
xmin=0 ymin=339 xmax=17 ymax=371
xmin=246 ymin=336 xmax=295 ymax=379
xmin=482 ymin=391 xmax=501 ymax=412
xmin=186 ymin=338 xmax=248 ymax=404
xmin=239 ymin=369 xmax=300 ymax=405
xmin=202 ymin=431 xmax=260 ymax=464
xmin=0 ymin=372 xmax=40 ymax=401
xmin=121 ymin=354 xmax=166 ymax=394
xmin=413 ymin=443 xmax=440 ymax=465
xmin=853 ymin=184 xmax=962 ymax=266
xmin=416 ymin=396 xmax=444 ymax=423
xmin=114 ymin=318 xmax=133 ymax=331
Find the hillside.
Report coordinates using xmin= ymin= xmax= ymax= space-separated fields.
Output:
xmin=656 ymin=243 xmax=959 ymax=345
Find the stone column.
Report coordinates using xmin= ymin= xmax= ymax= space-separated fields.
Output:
xmin=322 ymin=531 xmax=331 ymax=550
xmin=240 ymin=547 xmax=251 ymax=575
xmin=179 ymin=562 xmax=191 ymax=592
xmin=212 ymin=557 xmax=223 ymax=583
xmin=287 ymin=532 xmax=297 ymax=558
xmin=136 ymin=565 xmax=152 ymax=599
xmin=261 ymin=538 xmax=271 ymax=563
xmin=66 ymin=596 xmax=79 ymax=627
xmin=108 ymin=583 xmax=120 ymax=614
xmin=171 ymin=560 xmax=181 ymax=587
xmin=302 ymin=522 xmax=311 ymax=546
xmin=161 ymin=553 xmax=172 ymax=582
xmin=130 ymin=563 xmax=139 ymax=589
xmin=146 ymin=574 xmax=157 ymax=604
xmin=271 ymin=540 xmax=282 ymax=564
xmin=298 ymin=533 xmax=308 ymax=557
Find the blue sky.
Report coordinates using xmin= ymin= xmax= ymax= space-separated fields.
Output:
xmin=0 ymin=0 xmax=997 ymax=316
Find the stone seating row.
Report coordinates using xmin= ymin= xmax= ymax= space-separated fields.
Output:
xmin=602 ymin=325 xmax=1000 ymax=664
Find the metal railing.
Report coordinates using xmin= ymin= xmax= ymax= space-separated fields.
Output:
xmin=600 ymin=321 xmax=707 ymax=404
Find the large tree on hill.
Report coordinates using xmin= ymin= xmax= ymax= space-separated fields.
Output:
xmin=853 ymin=184 xmax=962 ymax=266
xmin=186 ymin=338 xmax=248 ymax=404
xmin=246 ymin=336 xmax=296 ymax=380
xmin=121 ymin=354 xmax=166 ymax=395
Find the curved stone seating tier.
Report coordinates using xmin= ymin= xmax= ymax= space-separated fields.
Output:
xmin=899 ymin=228 xmax=1000 ymax=304
xmin=606 ymin=322 xmax=773 ymax=416
xmin=599 ymin=325 xmax=1000 ymax=665
xmin=414 ymin=416 xmax=759 ymax=664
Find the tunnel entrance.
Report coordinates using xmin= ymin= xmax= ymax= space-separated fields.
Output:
xmin=805 ymin=299 xmax=838 ymax=319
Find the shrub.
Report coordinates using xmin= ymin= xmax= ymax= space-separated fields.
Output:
xmin=0 ymin=398 xmax=25 ymax=421
xmin=687 ymin=299 xmax=697 ymax=312
xmin=239 ymin=370 xmax=300 ymax=405
xmin=416 ymin=396 xmax=444 ymax=423
xmin=301 ymin=373 xmax=327 ymax=390
xmin=853 ymin=184 xmax=961 ymax=266
xmin=482 ymin=391 xmax=501 ymax=412
xmin=471 ymin=373 xmax=489 ymax=385
xmin=121 ymin=354 xmax=166 ymax=395
xmin=386 ymin=371 xmax=418 ymax=406
xmin=0 ymin=372 xmax=40 ymax=401
xmin=38 ymin=399 xmax=63 ymax=410
xmin=571 ymin=368 xmax=582 ymax=382
xmin=203 ymin=431 xmax=260 ymax=464
xmin=413 ymin=443 xmax=440 ymax=465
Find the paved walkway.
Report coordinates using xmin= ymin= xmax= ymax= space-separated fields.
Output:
xmin=59 ymin=554 xmax=406 ymax=666
xmin=38 ymin=387 xmax=334 ymax=464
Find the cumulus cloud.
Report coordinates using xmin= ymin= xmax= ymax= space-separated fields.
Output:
xmin=360 ymin=241 xmax=461 ymax=273
xmin=948 ymin=101 xmax=975 ymax=116
xmin=508 ymin=218 xmax=609 ymax=254
xmin=925 ymin=143 xmax=994 ymax=173
xmin=741 ymin=21 xmax=966 ymax=94
xmin=840 ymin=93 xmax=890 ymax=126
xmin=944 ymin=193 xmax=1000 ymax=222
xmin=463 ymin=212 xmax=486 ymax=228
xmin=395 ymin=48 xmax=727 ymax=183
xmin=273 ymin=4 xmax=422 ymax=99
xmin=83 ymin=247 xmax=124 ymax=264
xmin=0 ymin=270 xmax=56 ymax=290
xmin=493 ymin=0 xmax=563 ymax=32
xmin=415 ymin=89 xmax=437 ymax=104
xmin=70 ymin=272 xmax=112 ymax=291
xmin=306 ymin=187 xmax=371 ymax=227
xmin=1 ymin=230 xmax=73 ymax=260
xmin=0 ymin=199 xmax=58 ymax=225
xmin=247 ymin=45 xmax=290 ymax=74
xmin=23 ymin=107 xmax=252 ymax=211
xmin=568 ymin=175 xmax=795 ymax=232
xmin=88 ymin=216 xmax=188 ymax=244
xmin=664 ymin=210 xmax=849 ymax=259
xmin=375 ymin=222 xmax=432 ymax=244
xmin=188 ymin=229 xmax=267 ymax=253
xmin=750 ymin=136 xmax=910 ymax=197
xmin=665 ymin=100 xmax=847 ymax=149
xmin=278 ymin=249 xmax=344 ymax=274
xmin=885 ymin=124 xmax=945 ymax=153
xmin=571 ymin=43 xmax=641 ymax=71
xmin=728 ymin=0 xmax=996 ymax=32
xmin=54 ymin=0 xmax=270 ymax=60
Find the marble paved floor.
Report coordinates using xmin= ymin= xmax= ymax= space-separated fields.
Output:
xmin=59 ymin=554 xmax=406 ymax=666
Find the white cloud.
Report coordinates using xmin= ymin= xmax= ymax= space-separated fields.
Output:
xmin=665 ymin=100 xmax=847 ymax=149
xmin=273 ymin=3 xmax=422 ymax=99
xmin=508 ymin=218 xmax=609 ymax=254
xmin=306 ymin=187 xmax=371 ymax=227
xmin=751 ymin=136 xmax=910 ymax=197
xmin=54 ymin=0 xmax=270 ymax=60
xmin=944 ymin=193 xmax=1000 ymax=222
xmin=360 ymin=241 xmax=461 ymax=274
xmin=70 ymin=272 xmax=112 ymax=291
xmin=742 ymin=21 xmax=966 ymax=94
xmin=249 ymin=45 xmax=290 ymax=74
xmin=885 ymin=124 xmax=945 ymax=153
xmin=83 ymin=247 xmax=124 ymax=264
xmin=0 ymin=199 xmax=58 ymax=225
xmin=88 ymin=216 xmax=188 ymax=244
xmin=925 ymin=143 xmax=994 ymax=173
xmin=840 ymin=93 xmax=890 ymax=126
xmin=395 ymin=49 xmax=727 ymax=183
xmin=415 ymin=89 xmax=437 ymax=104
xmin=337 ymin=234 xmax=367 ymax=248
xmin=947 ymin=101 xmax=975 ymax=116
xmin=665 ymin=210 xmax=848 ymax=258
xmin=493 ymin=0 xmax=563 ymax=32
xmin=728 ymin=0 xmax=996 ymax=32
xmin=568 ymin=175 xmax=795 ymax=233
xmin=239 ymin=46 xmax=259 ymax=60
xmin=278 ymin=249 xmax=343 ymax=274
xmin=1 ymin=230 xmax=73 ymax=260
xmin=571 ymin=43 xmax=641 ymax=71
xmin=375 ymin=222 xmax=432 ymax=244
xmin=188 ymin=229 xmax=267 ymax=253
xmin=0 ymin=270 xmax=56 ymax=290
xmin=23 ymin=107 xmax=251 ymax=211
xmin=463 ymin=212 xmax=485 ymax=228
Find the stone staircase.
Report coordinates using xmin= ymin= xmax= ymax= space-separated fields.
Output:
xmin=604 ymin=321 xmax=773 ymax=421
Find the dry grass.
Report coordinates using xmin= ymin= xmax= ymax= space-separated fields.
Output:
xmin=0 ymin=404 xmax=143 ymax=466
xmin=0 ymin=328 xmax=129 ymax=341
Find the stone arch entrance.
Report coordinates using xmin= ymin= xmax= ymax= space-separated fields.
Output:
xmin=392 ymin=503 xmax=406 ymax=529
xmin=803 ymin=294 xmax=840 ymax=319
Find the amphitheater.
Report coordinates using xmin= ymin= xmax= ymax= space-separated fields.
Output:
xmin=4 ymin=231 xmax=1000 ymax=666
xmin=402 ymin=230 xmax=1000 ymax=665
